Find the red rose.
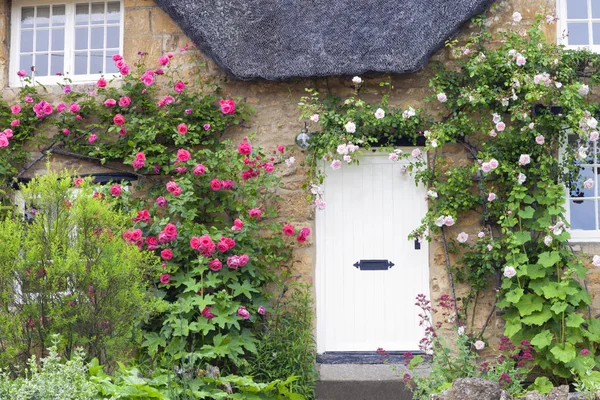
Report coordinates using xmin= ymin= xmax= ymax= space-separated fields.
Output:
xmin=161 ymin=249 xmax=173 ymax=260
xmin=219 ymin=99 xmax=236 ymax=114
xmin=209 ymin=259 xmax=223 ymax=271
xmin=177 ymin=123 xmax=188 ymax=134
xmin=238 ymin=139 xmax=252 ymax=155
xmin=282 ymin=223 xmax=295 ymax=236
xmin=297 ymin=227 xmax=311 ymax=242
xmin=113 ymin=113 xmax=125 ymax=126
xmin=146 ymin=236 xmax=158 ymax=250
xmin=210 ymin=179 xmax=222 ymax=191
xmin=110 ymin=184 xmax=122 ymax=196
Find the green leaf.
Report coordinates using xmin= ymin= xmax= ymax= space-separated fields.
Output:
xmin=566 ymin=313 xmax=585 ymax=328
xmin=550 ymin=343 xmax=576 ymax=363
xmin=504 ymin=318 xmax=522 ymax=338
xmin=530 ymin=330 xmax=553 ymax=349
xmin=528 ymin=377 xmax=553 ymax=394
xmin=538 ymin=251 xmax=561 ymax=268
xmin=514 ymin=293 xmax=543 ymax=316
xmin=550 ymin=301 xmax=568 ymax=314
xmin=518 ymin=206 xmax=535 ymax=219
xmin=521 ymin=306 xmax=552 ymax=326
xmin=513 ymin=231 xmax=531 ymax=245
xmin=505 ymin=288 xmax=524 ymax=304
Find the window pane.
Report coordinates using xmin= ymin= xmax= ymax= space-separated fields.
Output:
xmin=90 ymin=27 xmax=104 ymax=49
xmin=568 ymin=0 xmax=589 ymax=19
xmin=91 ymin=3 xmax=105 ymax=25
xmin=105 ymin=50 xmax=119 ymax=73
xmin=106 ymin=26 xmax=119 ymax=48
xmin=570 ymin=200 xmax=596 ymax=229
xmin=35 ymin=54 xmax=49 ymax=76
xmin=21 ymin=7 xmax=35 ymax=28
xmin=594 ymin=23 xmax=600 ymax=44
xmin=20 ymin=30 xmax=34 ymax=53
xmin=90 ymin=51 xmax=103 ymax=74
xmin=36 ymin=29 xmax=49 ymax=52
xmin=568 ymin=22 xmax=590 ymax=45
xmin=571 ymin=166 xmax=595 ymax=198
xmin=51 ymin=28 xmax=64 ymax=51
xmin=51 ymin=5 xmax=65 ymax=26
xmin=51 ymin=54 xmax=64 ymax=75
xmin=19 ymin=54 xmax=33 ymax=75
xmin=76 ymin=3 xmax=89 ymax=25
xmin=74 ymin=52 xmax=88 ymax=74
xmin=107 ymin=2 xmax=120 ymax=23
xmin=36 ymin=6 xmax=50 ymax=28
xmin=75 ymin=27 xmax=88 ymax=50
xmin=593 ymin=0 xmax=600 ymax=18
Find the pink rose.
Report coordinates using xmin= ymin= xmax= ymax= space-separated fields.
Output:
xmin=257 ymin=306 xmax=266 ymax=315
xmin=56 ymin=103 xmax=66 ymax=112
xmin=69 ymin=102 xmax=80 ymax=113
xmin=113 ymin=114 xmax=125 ymax=126
xmin=282 ymin=223 xmax=295 ymax=236
xmin=217 ymin=241 xmax=228 ymax=252
xmin=248 ymin=208 xmax=261 ymax=218
xmin=3 ymin=129 xmax=13 ymax=139
xmin=297 ymin=227 xmax=311 ymax=242
xmin=119 ymin=64 xmax=130 ymax=75
xmin=158 ymin=55 xmax=169 ymax=66
xmin=174 ymin=81 xmax=185 ymax=93
xmin=193 ymin=164 xmax=206 ymax=175
xmin=119 ymin=97 xmax=131 ymax=107
xmin=162 ymin=223 xmax=178 ymax=241
xmin=0 ymin=135 xmax=9 ymax=148
xmin=112 ymin=54 xmax=123 ymax=61
xmin=141 ymin=72 xmax=154 ymax=86
xmin=110 ymin=184 xmax=122 ymax=196
xmin=17 ymin=70 xmax=27 ymax=77
xmin=156 ymin=196 xmax=167 ymax=207
xmin=11 ymin=105 xmax=21 ymax=114
xmin=232 ymin=219 xmax=244 ymax=231
xmin=177 ymin=123 xmax=188 ymax=134
xmin=221 ymin=180 xmax=233 ymax=189
xmin=146 ymin=236 xmax=158 ymax=250
xmin=11 ymin=119 xmax=20 ymax=127
xmin=210 ymin=179 xmax=222 ymax=191
xmin=97 ymin=78 xmax=107 ymax=88
xmin=166 ymin=181 xmax=180 ymax=194
xmin=88 ymin=134 xmax=97 ymax=143
xmin=219 ymin=99 xmax=236 ymax=114
xmin=277 ymin=145 xmax=285 ymax=153
xmin=488 ymin=193 xmax=496 ymax=201
xmin=203 ymin=124 xmax=211 ymax=130
xmin=104 ymin=98 xmax=116 ymax=107
xmin=176 ymin=149 xmax=191 ymax=162
xmin=238 ymin=139 xmax=252 ymax=155
xmin=209 ymin=259 xmax=223 ymax=271
xmin=238 ymin=254 xmax=249 ymax=266
xmin=201 ymin=306 xmax=215 ymax=319
xmin=159 ymin=273 xmax=171 ymax=284
xmin=74 ymin=178 xmax=84 ymax=187
xmin=63 ymin=129 xmax=70 ymax=135
xmin=227 ymin=255 xmax=241 ymax=269
xmin=264 ymin=162 xmax=274 ymax=173
xmin=190 ymin=237 xmax=201 ymax=250
xmin=237 ymin=306 xmax=250 ymax=319
xmin=160 ymin=249 xmax=173 ymax=260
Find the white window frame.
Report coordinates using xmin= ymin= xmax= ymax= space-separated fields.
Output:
xmin=557 ymin=0 xmax=600 ymax=51
xmin=561 ymin=132 xmax=600 ymax=242
xmin=9 ymin=0 xmax=124 ymax=87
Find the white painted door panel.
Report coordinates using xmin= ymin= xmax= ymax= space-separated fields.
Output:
xmin=316 ymin=152 xmax=429 ymax=353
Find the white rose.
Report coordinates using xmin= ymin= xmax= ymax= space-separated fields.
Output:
xmin=330 ymin=160 xmax=342 ymax=170
xmin=519 ymin=154 xmax=531 ymax=166
xmin=374 ymin=108 xmax=385 ymax=119
xmin=345 ymin=121 xmax=356 ymax=133
xmin=474 ymin=340 xmax=485 ymax=351
xmin=503 ymin=266 xmax=517 ymax=278
xmin=517 ymin=173 xmax=527 ymax=184
xmin=512 ymin=12 xmax=522 ymax=22
xmin=352 ymin=76 xmax=362 ymax=84
xmin=579 ymin=85 xmax=590 ymax=96
xmin=437 ymin=93 xmax=448 ymax=103
xmin=543 ymin=235 xmax=553 ymax=246
xmin=584 ymin=178 xmax=594 ymax=190
xmin=389 ymin=153 xmax=399 ymax=162
xmin=337 ymin=143 xmax=348 ymax=155
xmin=457 ymin=232 xmax=469 ymax=243
xmin=310 ymin=114 xmax=320 ymax=123
xmin=343 ymin=155 xmax=352 ymax=163
xmin=285 ymin=157 xmax=296 ymax=167
xmin=593 ymin=255 xmax=600 ymax=267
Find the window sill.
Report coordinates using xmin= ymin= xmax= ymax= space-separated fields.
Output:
xmin=8 ymin=73 xmax=123 ymax=89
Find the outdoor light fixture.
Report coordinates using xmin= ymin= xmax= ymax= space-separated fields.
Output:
xmin=295 ymin=122 xmax=312 ymax=150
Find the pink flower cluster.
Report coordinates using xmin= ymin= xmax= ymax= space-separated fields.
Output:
xmin=132 ymin=152 xmax=146 ymax=169
xmin=166 ymin=181 xmax=182 ymax=196
xmin=0 ymin=129 xmax=13 ymax=148
xmin=227 ymin=254 xmax=249 ymax=269
xmin=132 ymin=209 xmax=151 ymax=223
xmin=190 ymin=234 xmax=217 ymax=257
xmin=112 ymin=54 xmax=130 ymax=75
xmin=158 ymin=222 xmax=178 ymax=243
xmin=33 ymin=100 xmax=53 ymax=118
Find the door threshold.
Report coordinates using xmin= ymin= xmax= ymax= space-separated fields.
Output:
xmin=317 ymin=351 xmax=425 ymax=364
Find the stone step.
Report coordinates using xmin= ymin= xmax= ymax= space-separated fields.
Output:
xmin=316 ymin=380 xmax=413 ymax=400
xmin=317 ymin=364 xmax=414 ymax=400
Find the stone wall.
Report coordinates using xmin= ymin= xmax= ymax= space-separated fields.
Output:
xmin=3 ymin=0 xmax=600 ymax=354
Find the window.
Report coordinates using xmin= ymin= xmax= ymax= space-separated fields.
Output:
xmin=9 ymin=0 xmax=123 ymax=87
xmin=565 ymin=133 xmax=600 ymax=241
xmin=557 ymin=0 xmax=600 ymax=50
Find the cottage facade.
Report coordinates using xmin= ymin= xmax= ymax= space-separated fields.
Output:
xmin=1 ymin=0 xmax=600 ymax=359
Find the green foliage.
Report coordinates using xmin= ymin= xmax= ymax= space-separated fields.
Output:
xmin=0 ymin=335 xmax=97 ymax=400
xmin=248 ymin=284 xmax=317 ymax=399
xmin=0 ymin=169 xmax=160 ymax=371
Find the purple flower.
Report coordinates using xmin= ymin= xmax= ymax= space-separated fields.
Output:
xmin=203 ymin=124 xmax=211 ymax=130
xmin=156 ymin=196 xmax=167 ymax=207
xmin=581 ymin=348 xmax=591 ymax=356
xmin=63 ymin=85 xmax=71 ymax=94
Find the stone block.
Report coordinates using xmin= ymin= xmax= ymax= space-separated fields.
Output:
xmin=152 ymin=8 xmax=181 ymax=34
xmin=124 ymin=8 xmax=151 ymax=37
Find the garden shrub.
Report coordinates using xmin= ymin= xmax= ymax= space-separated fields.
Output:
xmin=0 ymin=169 xmax=159 ymax=371
xmin=248 ymin=283 xmax=317 ymax=399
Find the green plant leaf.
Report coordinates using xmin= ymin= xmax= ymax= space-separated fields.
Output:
xmin=550 ymin=343 xmax=576 ymax=363
xmin=528 ymin=377 xmax=553 ymax=394
xmin=538 ymin=251 xmax=561 ymax=268
xmin=566 ymin=313 xmax=585 ymax=328
xmin=530 ymin=330 xmax=553 ymax=349
xmin=514 ymin=293 xmax=543 ymax=316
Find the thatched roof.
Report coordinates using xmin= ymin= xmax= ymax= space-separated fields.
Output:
xmin=154 ymin=0 xmax=495 ymax=80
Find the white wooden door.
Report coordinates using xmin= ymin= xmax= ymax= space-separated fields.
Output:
xmin=316 ymin=152 xmax=430 ymax=353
